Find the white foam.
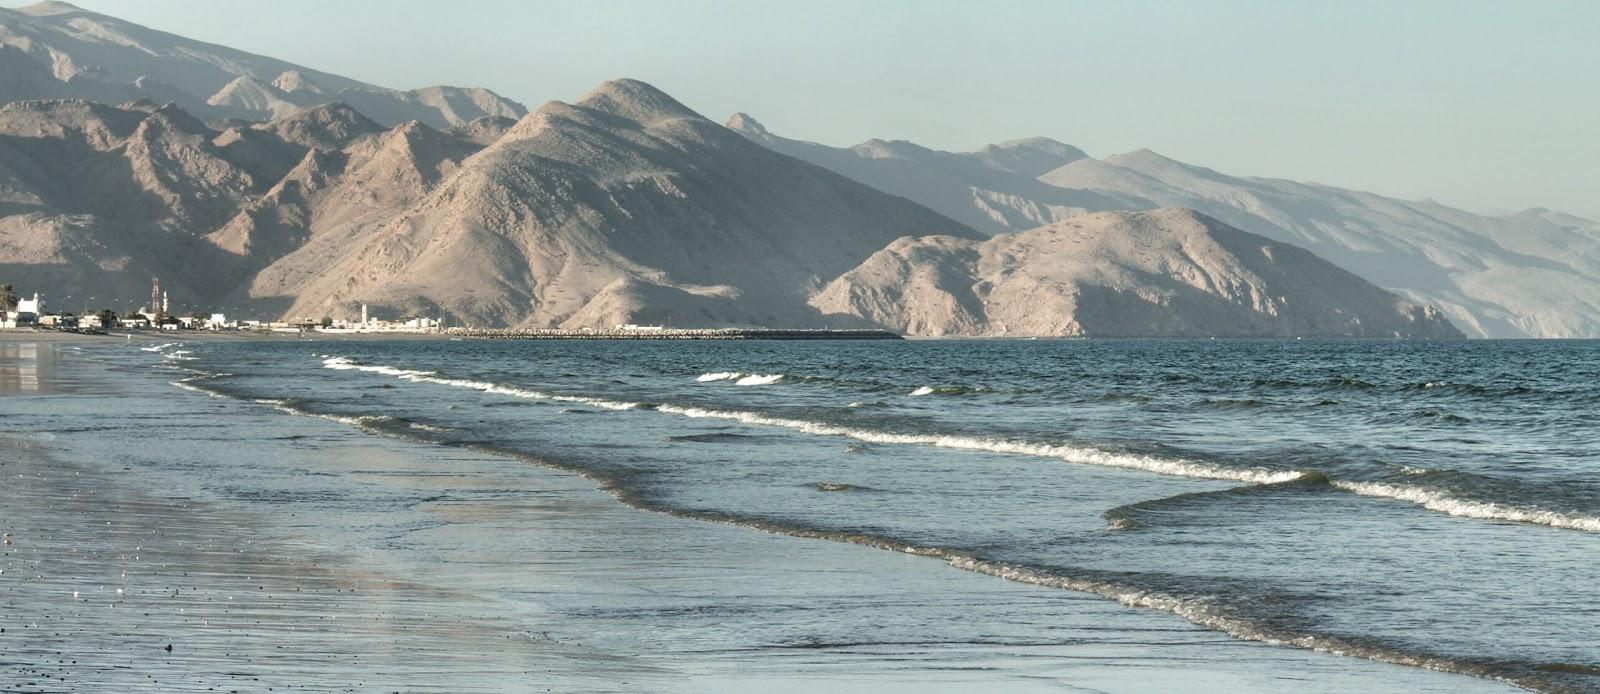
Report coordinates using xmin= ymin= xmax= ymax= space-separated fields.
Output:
xmin=1332 ymin=480 xmax=1600 ymax=533
xmin=942 ymin=556 xmax=1501 ymax=683
xmin=910 ymin=386 xmax=935 ymax=396
xmin=651 ymin=404 xmax=1297 ymax=484
xmin=321 ymin=356 xmax=1291 ymax=484
xmin=322 ymin=357 xmax=641 ymax=411
xmin=697 ymin=372 xmax=785 ymax=385
xmin=734 ymin=374 xmax=783 ymax=386
xmin=169 ymin=380 xmax=226 ymax=398
xmin=408 ymin=422 xmax=452 ymax=433
xmin=141 ymin=343 xmax=178 ymax=352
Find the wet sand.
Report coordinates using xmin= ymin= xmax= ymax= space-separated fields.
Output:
xmin=0 ymin=338 xmax=1520 ymax=692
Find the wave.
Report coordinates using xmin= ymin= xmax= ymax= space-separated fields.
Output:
xmin=1251 ymin=376 xmax=1377 ymax=391
xmin=315 ymin=356 xmax=1600 ymax=535
xmin=650 ymin=404 xmax=1297 ymax=484
xmin=323 ymin=356 xmax=642 ymax=411
xmin=1403 ymin=381 xmax=1535 ymax=398
xmin=910 ymin=385 xmax=990 ymax=396
xmin=1103 ymin=472 xmax=1332 ymax=530
xmin=321 ymin=356 xmax=1294 ymax=484
xmin=665 ymin=432 xmax=770 ymax=444
xmin=1199 ymin=397 xmax=1267 ymax=410
xmin=812 ymin=482 xmax=874 ymax=492
xmin=735 ymin=374 xmax=783 ymax=386
xmin=944 ymin=556 xmax=1543 ymax=691
xmin=1331 ymin=480 xmax=1600 ymax=533
xmin=170 ymin=375 xmax=228 ymax=398
xmin=696 ymin=372 xmax=787 ymax=386
xmin=237 ymin=364 xmax=1576 ymax=692
xmin=141 ymin=343 xmax=178 ymax=352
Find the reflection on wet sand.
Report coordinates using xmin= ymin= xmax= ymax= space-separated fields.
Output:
xmin=0 ymin=435 xmax=652 ymax=693
xmin=0 ymin=343 xmax=43 ymax=394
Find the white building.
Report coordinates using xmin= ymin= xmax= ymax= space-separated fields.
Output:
xmin=2 ymin=293 xmax=41 ymax=328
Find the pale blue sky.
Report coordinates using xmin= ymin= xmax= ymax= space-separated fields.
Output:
xmin=66 ymin=0 xmax=1600 ymax=217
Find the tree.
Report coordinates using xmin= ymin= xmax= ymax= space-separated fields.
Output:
xmin=96 ymin=309 xmax=117 ymax=327
xmin=0 ymin=284 xmax=13 ymax=317
xmin=319 ymin=316 xmax=333 ymax=328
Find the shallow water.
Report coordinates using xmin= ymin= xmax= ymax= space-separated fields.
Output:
xmin=9 ymin=337 xmax=1597 ymax=691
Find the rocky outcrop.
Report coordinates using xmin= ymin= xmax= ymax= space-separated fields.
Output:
xmin=813 ymin=208 xmax=1464 ymax=339
xmin=252 ymin=79 xmax=979 ymax=327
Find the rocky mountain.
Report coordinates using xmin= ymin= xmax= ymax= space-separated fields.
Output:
xmin=0 ymin=78 xmax=986 ymax=328
xmin=732 ymin=118 xmax=1600 ymax=338
xmin=0 ymin=1 xmax=526 ymax=128
xmin=727 ymin=113 xmax=1134 ymax=235
xmin=247 ymin=79 xmax=981 ymax=327
xmin=0 ymin=79 xmax=1469 ymax=338
xmin=813 ymin=208 xmax=1463 ymax=339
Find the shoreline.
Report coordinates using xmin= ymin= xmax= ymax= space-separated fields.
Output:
xmin=0 ymin=338 xmax=1523 ymax=692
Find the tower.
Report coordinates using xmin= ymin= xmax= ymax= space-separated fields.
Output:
xmin=361 ymin=304 xmax=369 ymax=326
xmin=162 ymin=290 xmax=169 ymax=315
xmin=150 ymin=277 xmax=161 ymax=316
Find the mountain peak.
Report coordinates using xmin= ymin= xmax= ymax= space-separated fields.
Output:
xmin=14 ymin=1 xmax=85 ymax=16
xmin=577 ymin=78 xmax=702 ymax=125
xmin=977 ymin=136 xmax=1088 ymax=176
xmin=256 ymin=101 xmax=383 ymax=150
xmin=724 ymin=112 xmax=769 ymax=136
xmin=271 ymin=70 xmax=324 ymax=95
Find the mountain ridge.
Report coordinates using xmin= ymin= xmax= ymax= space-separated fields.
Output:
xmin=732 ymin=116 xmax=1600 ymax=337
xmin=0 ymin=1 xmax=527 ymax=128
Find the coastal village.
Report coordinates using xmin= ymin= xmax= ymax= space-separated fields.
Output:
xmin=0 ymin=279 xmax=441 ymax=335
xmin=0 ymin=279 xmax=897 ymax=340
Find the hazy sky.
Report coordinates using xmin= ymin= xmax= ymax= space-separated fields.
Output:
xmin=67 ymin=0 xmax=1600 ymax=217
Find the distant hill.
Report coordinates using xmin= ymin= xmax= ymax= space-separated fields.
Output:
xmin=0 ymin=1 xmax=525 ymax=128
xmin=732 ymin=116 xmax=1600 ymax=338
xmin=813 ymin=208 xmax=1463 ymax=338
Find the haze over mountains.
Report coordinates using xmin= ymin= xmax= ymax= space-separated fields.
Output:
xmin=729 ymin=115 xmax=1600 ymax=338
xmin=0 ymin=1 xmax=525 ymax=128
xmin=0 ymin=2 xmax=1588 ymax=338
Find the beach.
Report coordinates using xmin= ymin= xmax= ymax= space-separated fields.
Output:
xmin=0 ymin=334 xmax=1537 ymax=692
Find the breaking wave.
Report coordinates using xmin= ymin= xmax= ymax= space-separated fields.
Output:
xmin=315 ymin=356 xmax=1600 ymax=534
xmin=1331 ymin=480 xmax=1600 ymax=533
xmin=910 ymin=385 xmax=990 ymax=396
xmin=323 ymin=356 xmax=641 ymax=411
xmin=696 ymin=372 xmax=789 ymax=386
xmin=322 ymin=356 xmax=1294 ymax=484
xmin=1102 ymin=472 xmax=1332 ymax=530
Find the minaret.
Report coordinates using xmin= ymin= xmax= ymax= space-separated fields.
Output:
xmin=150 ymin=278 xmax=161 ymax=316
xmin=361 ymin=304 xmax=369 ymax=326
xmin=162 ymin=290 xmax=169 ymax=315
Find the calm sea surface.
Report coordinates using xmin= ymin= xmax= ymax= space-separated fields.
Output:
xmin=111 ymin=339 xmax=1600 ymax=690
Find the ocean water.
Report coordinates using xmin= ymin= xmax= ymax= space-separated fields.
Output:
xmin=77 ymin=339 xmax=1600 ymax=690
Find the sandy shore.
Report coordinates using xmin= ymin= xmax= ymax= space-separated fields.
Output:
xmin=0 ymin=339 xmax=1520 ymax=692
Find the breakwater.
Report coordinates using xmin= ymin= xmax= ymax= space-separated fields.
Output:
xmin=444 ymin=327 xmax=901 ymax=340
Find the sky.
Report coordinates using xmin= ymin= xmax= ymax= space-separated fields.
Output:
xmin=64 ymin=0 xmax=1600 ymax=217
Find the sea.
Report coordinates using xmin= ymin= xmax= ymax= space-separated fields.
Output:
xmin=5 ymin=337 xmax=1598 ymax=692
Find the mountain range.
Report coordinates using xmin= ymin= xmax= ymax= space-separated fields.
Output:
xmin=3 ymin=1 xmax=1587 ymax=339
xmin=0 ymin=1 xmax=525 ymax=128
xmin=729 ymin=115 xmax=1600 ymax=338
